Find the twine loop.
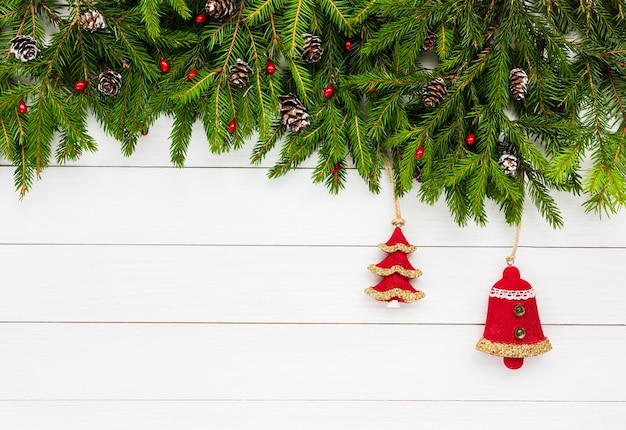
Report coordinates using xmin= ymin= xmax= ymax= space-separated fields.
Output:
xmin=506 ymin=223 xmax=522 ymax=265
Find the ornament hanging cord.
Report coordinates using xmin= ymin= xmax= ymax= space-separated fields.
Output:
xmin=506 ymin=223 xmax=522 ymax=266
xmin=383 ymin=156 xmax=405 ymax=227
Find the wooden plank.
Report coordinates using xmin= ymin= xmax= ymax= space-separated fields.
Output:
xmin=0 ymin=324 xmax=623 ymax=401
xmin=0 ymin=245 xmax=623 ymax=325
xmin=0 ymin=167 xmax=624 ymax=247
xmin=0 ymin=400 xmax=624 ymax=430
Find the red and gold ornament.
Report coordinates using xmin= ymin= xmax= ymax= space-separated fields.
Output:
xmin=476 ymin=265 xmax=552 ymax=369
xmin=365 ymin=226 xmax=425 ymax=306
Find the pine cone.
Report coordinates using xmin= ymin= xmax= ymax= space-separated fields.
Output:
xmin=509 ymin=68 xmax=528 ymax=101
xmin=498 ymin=153 xmax=518 ymax=176
xmin=228 ymin=59 xmax=252 ymax=88
xmin=301 ymin=34 xmax=324 ymax=63
xmin=205 ymin=0 xmax=237 ymax=21
xmin=278 ymin=93 xmax=310 ymax=133
xmin=421 ymin=28 xmax=436 ymax=51
xmin=97 ymin=70 xmax=122 ymax=96
xmin=82 ymin=10 xmax=106 ymax=32
xmin=423 ymin=78 xmax=447 ymax=107
xmin=10 ymin=35 xmax=37 ymax=62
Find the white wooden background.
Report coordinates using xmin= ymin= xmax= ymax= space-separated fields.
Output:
xmin=0 ymin=117 xmax=624 ymax=429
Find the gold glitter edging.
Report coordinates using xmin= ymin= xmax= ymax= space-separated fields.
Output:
xmin=364 ymin=287 xmax=425 ymax=302
xmin=368 ymin=264 xmax=422 ymax=278
xmin=379 ymin=243 xmax=416 ymax=253
xmin=475 ymin=337 xmax=552 ymax=358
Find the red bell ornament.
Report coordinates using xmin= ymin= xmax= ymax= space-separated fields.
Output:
xmin=476 ymin=265 xmax=552 ymax=369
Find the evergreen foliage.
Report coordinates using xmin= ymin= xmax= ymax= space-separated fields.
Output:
xmin=0 ymin=0 xmax=624 ymax=227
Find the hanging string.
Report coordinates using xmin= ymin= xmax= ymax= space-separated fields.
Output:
xmin=505 ymin=223 xmax=522 ymax=265
xmin=383 ymin=156 xmax=405 ymax=227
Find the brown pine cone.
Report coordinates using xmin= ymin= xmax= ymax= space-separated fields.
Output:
xmin=301 ymin=34 xmax=324 ymax=63
xmin=423 ymin=78 xmax=447 ymax=107
xmin=205 ymin=0 xmax=238 ymax=21
xmin=509 ymin=68 xmax=529 ymax=101
xmin=228 ymin=59 xmax=252 ymax=88
xmin=82 ymin=10 xmax=106 ymax=32
xmin=278 ymin=93 xmax=310 ymax=132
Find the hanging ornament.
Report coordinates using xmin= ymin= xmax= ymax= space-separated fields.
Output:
xmin=205 ymin=0 xmax=237 ymax=21
xmin=187 ymin=69 xmax=198 ymax=80
xmin=498 ymin=153 xmax=518 ymax=176
xmin=301 ymin=34 xmax=324 ymax=63
xmin=81 ymin=10 xmax=106 ymax=32
xmin=97 ymin=70 xmax=122 ymax=96
xmin=323 ymin=84 xmax=334 ymax=98
xmin=415 ymin=146 xmax=425 ymax=159
xmin=365 ymin=158 xmax=425 ymax=307
xmin=10 ymin=35 xmax=38 ymax=62
xmin=423 ymin=77 xmax=447 ymax=107
xmin=228 ymin=119 xmax=237 ymax=133
xmin=159 ymin=57 xmax=170 ymax=73
xmin=74 ymin=80 xmax=89 ymax=91
xmin=421 ymin=27 xmax=436 ymax=51
xmin=365 ymin=226 xmax=425 ymax=306
xmin=228 ymin=59 xmax=252 ymax=88
xmin=509 ymin=68 xmax=528 ymax=101
xmin=344 ymin=38 xmax=352 ymax=51
xmin=476 ymin=254 xmax=552 ymax=369
xmin=278 ymin=93 xmax=310 ymax=132
xmin=465 ymin=133 xmax=476 ymax=145
xmin=265 ymin=60 xmax=276 ymax=75
xmin=194 ymin=13 xmax=208 ymax=24
xmin=18 ymin=100 xmax=27 ymax=114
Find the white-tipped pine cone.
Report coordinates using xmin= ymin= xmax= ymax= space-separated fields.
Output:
xmin=205 ymin=0 xmax=237 ymax=21
xmin=10 ymin=35 xmax=37 ymax=62
xmin=278 ymin=93 xmax=310 ymax=133
xmin=509 ymin=68 xmax=528 ymax=101
xmin=97 ymin=70 xmax=122 ymax=96
xmin=301 ymin=34 xmax=324 ymax=63
xmin=498 ymin=153 xmax=518 ymax=176
xmin=423 ymin=77 xmax=447 ymax=107
xmin=82 ymin=10 xmax=106 ymax=32
xmin=228 ymin=59 xmax=252 ymax=88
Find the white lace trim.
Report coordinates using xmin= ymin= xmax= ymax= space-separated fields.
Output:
xmin=489 ymin=287 xmax=535 ymax=300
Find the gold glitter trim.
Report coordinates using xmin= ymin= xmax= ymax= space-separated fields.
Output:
xmin=364 ymin=287 xmax=425 ymax=302
xmin=368 ymin=264 xmax=423 ymax=278
xmin=379 ymin=243 xmax=416 ymax=253
xmin=475 ymin=337 xmax=552 ymax=358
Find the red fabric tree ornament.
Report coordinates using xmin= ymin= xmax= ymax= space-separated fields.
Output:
xmin=365 ymin=226 xmax=424 ymax=306
xmin=476 ymin=265 xmax=552 ymax=369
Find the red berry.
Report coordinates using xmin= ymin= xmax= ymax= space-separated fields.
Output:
xmin=195 ymin=13 xmax=207 ymax=24
xmin=345 ymin=38 xmax=353 ymax=51
xmin=415 ymin=146 xmax=425 ymax=159
xmin=465 ymin=133 xmax=476 ymax=145
xmin=187 ymin=69 xmax=198 ymax=80
xmin=18 ymin=100 xmax=27 ymax=114
xmin=331 ymin=163 xmax=341 ymax=174
xmin=265 ymin=60 xmax=276 ymax=75
xmin=228 ymin=119 xmax=237 ymax=133
xmin=159 ymin=58 xmax=170 ymax=73
xmin=367 ymin=86 xmax=378 ymax=93
xmin=141 ymin=128 xmax=149 ymax=136
xmin=323 ymin=84 xmax=334 ymax=98
xmin=74 ymin=80 xmax=88 ymax=91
